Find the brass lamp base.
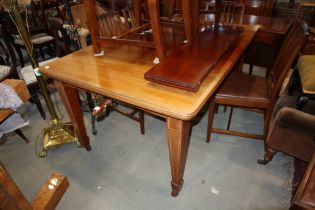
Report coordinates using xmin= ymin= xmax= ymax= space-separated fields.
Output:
xmin=38 ymin=119 xmax=80 ymax=157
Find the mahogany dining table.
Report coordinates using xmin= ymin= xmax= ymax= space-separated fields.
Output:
xmin=39 ymin=15 xmax=293 ymax=196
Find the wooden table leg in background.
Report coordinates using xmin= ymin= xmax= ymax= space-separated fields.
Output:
xmin=167 ymin=117 xmax=190 ymax=196
xmin=54 ymin=81 xmax=91 ymax=151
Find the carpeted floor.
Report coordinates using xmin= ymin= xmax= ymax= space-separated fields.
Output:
xmin=0 ymin=83 xmax=293 ymax=209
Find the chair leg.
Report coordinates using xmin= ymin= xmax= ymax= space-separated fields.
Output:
xmin=297 ymin=95 xmax=309 ymax=110
xmin=257 ymin=144 xmax=277 ymax=165
xmin=30 ymin=89 xmax=46 ymax=119
xmin=15 ymin=129 xmax=30 ymax=143
xmin=248 ymin=43 xmax=257 ymax=75
xmin=139 ymin=110 xmax=145 ymax=135
xmin=15 ymin=46 xmax=24 ymax=67
xmin=206 ymin=98 xmax=216 ymax=143
xmin=39 ymin=48 xmax=45 ymax=60
xmin=226 ymin=106 xmax=234 ymax=130
xmin=86 ymin=92 xmax=97 ymax=135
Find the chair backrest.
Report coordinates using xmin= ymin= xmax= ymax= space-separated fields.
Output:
xmin=269 ymin=20 xmax=309 ymax=109
xmin=47 ymin=17 xmax=71 ymax=57
xmin=97 ymin=11 xmax=130 ymax=38
xmin=297 ymin=3 xmax=315 ymax=27
xmin=218 ymin=1 xmax=245 ymax=25
xmin=121 ymin=6 xmax=139 ymax=28
xmin=0 ymin=11 xmax=18 ymax=35
xmin=37 ymin=0 xmax=63 ymax=31
xmin=0 ymin=162 xmax=32 ymax=210
xmin=0 ymin=24 xmax=19 ymax=81
xmin=70 ymin=3 xmax=108 ymax=29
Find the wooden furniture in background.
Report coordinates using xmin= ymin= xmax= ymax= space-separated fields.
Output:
xmin=242 ymin=15 xmax=294 ymax=77
xmin=168 ymin=0 xmax=275 ymax=19
xmin=206 ymin=20 xmax=309 ymax=142
xmin=40 ymin=25 xmax=257 ymax=196
xmin=0 ymin=162 xmax=69 ymax=210
xmin=243 ymin=0 xmax=275 ymax=16
xmin=274 ymin=2 xmax=315 ymax=27
xmin=0 ymin=10 xmax=55 ymax=68
xmin=83 ymin=0 xmax=195 ymax=61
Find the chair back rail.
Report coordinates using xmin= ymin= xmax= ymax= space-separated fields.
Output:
xmin=269 ymin=20 xmax=309 ymax=109
xmin=296 ymin=3 xmax=315 ymax=27
xmin=0 ymin=24 xmax=19 ymax=81
xmin=97 ymin=11 xmax=130 ymax=37
xmin=219 ymin=1 xmax=245 ymax=25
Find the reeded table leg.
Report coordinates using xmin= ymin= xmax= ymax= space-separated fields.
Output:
xmin=166 ymin=117 xmax=190 ymax=196
xmin=54 ymin=81 xmax=91 ymax=151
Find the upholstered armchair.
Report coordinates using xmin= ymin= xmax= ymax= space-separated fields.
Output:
xmin=261 ymin=106 xmax=315 ymax=164
xmin=258 ymin=94 xmax=315 ymax=208
xmin=259 ymin=95 xmax=315 ymax=165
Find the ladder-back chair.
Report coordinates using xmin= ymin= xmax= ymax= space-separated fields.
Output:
xmin=206 ymin=20 xmax=309 ymax=142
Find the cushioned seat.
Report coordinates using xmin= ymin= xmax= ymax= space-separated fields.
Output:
xmin=0 ymin=65 xmax=11 ymax=81
xmin=20 ymin=57 xmax=59 ymax=85
xmin=216 ymin=72 xmax=270 ymax=108
xmin=13 ymin=33 xmax=54 ymax=46
xmin=298 ymin=55 xmax=315 ymax=94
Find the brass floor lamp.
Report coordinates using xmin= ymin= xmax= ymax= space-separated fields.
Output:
xmin=2 ymin=0 xmax=80 ymax=157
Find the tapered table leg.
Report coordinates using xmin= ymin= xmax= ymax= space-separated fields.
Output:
xmin=166 ymin=117 xmax=190 ymax=196
xmin=54 ymin=81 xmax=91 ymax=151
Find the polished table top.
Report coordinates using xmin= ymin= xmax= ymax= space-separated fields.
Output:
xmin=40 ymin=26 xmax=257 ymax=121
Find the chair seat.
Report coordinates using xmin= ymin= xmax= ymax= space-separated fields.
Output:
xmin=215 ymin=72 xmax=270 ymax=108
xmin=0 ymin=65 xmax=11 ymax=81
xmin=20 ymin=57 xmax=59 ymax=85
xmin=13 ymin=33 xmax=54 ymax=46
xmin=298 ymin=55 xmax=315 ymax=94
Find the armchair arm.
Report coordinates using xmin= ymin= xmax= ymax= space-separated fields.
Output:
xmin=275 ymin=107 xmax=315 ymax=137
xmin=290 ymin=152 xmax=315 ymax=210
xmin=32 ymin=173 xmax=69 ymax=210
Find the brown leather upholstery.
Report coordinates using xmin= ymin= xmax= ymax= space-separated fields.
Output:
xmin=216 ymin=72 xmax=270 ymax=107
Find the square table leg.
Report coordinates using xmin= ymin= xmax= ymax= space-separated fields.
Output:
xmin=54 ymin=81 xmax=91 ymax=151
xmin=166 ymin=117 xmax=190 ymax=196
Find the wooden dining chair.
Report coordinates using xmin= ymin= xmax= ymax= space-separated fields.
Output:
xmin=94 ymin=9 xmax=145 ymax=135
xmin=69 ymin=2 xmax=108 ymax=48
xmin=0 ymin=162 xmax=69 ymax=210
xmin=0 ymin=26 xmax=19 ymax=82
xmin=296 ymin=3 xmax=315 ymax=53
xmin=218 ymin=1 xmax=245 ymax=25
xmin=0 ymin=9 xmax=56 ymax=68
xmin=0 ymin=24 xmax=50 ymax=119
xmin=47 ymin=17 xmax=71 ymax=57
xmin=206 ymin=20 xmax=309 ymax=143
